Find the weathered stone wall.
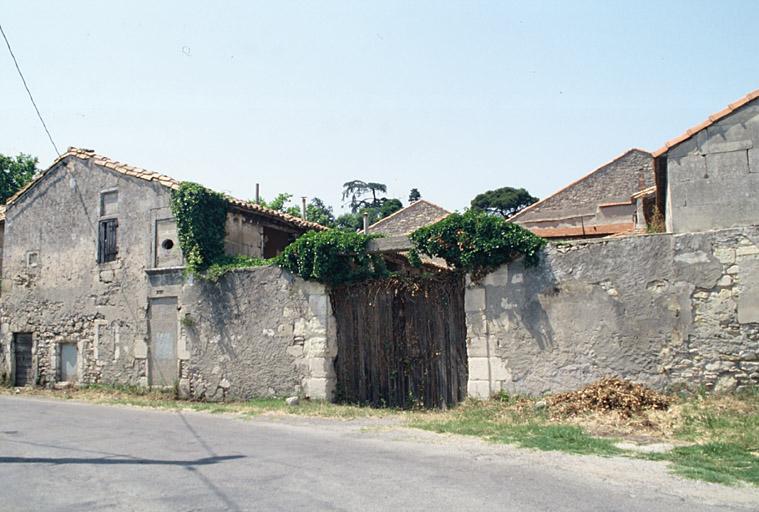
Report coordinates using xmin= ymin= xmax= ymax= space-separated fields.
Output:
xmin=0 ymin=156 xmax=336 ymax=400
xmin=178 ymin=267 xmax=336 ymax=401
xmin=466 ymin=226 xmax=759 ymax=397
xmin=665 ymin=99 xmax=759 ymax=233
xmin=0 ymin=157 xmax=170 ymax=387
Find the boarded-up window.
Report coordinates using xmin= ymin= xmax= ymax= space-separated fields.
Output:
xmin=60 ymin=343 xmax=78 ymax=382
xmin=100 ymin=190 xmax=119 ymax=216
xmin=98 ymin=219 xmax=118 ymax=263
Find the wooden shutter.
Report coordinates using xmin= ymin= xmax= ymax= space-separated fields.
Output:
xmin=98 ymin=219 xmax=119 ymax=263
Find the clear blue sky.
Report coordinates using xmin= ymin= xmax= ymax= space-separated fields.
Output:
xmin=2 ymin=1 xmax=758 ymax=213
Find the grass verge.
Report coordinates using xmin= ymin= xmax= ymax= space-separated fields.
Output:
xmin=3 ymin=384 xmax=757 ymax=486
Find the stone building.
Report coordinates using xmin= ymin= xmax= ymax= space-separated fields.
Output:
xmin=366 ymin=199 xmax=450 ymax=236
xmin=0 ymin=148 xmax=336 ymax=400
xmin=510 ymin=149 xmax=655 ymax=239
xmin=654 ymin=89 xmax=759 ymax=234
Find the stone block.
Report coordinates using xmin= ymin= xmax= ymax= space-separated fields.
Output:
xmin=465 ymin=288 xmax=486 ymax=313
xmin=306 ymin=357 xmax=332 ymax=378
xmin=468 ymin=357 xmax=490 ymax=381
xmin=489 ymin=357 xmax=511 ymax=381
xmin=303 ymin=336 xmax=327 ymax=357
xmin=738 ymin=259 xmax=759 ymax=323
xmin=308 ymin=294 xmax=328 ymax=320
xmin=304 ymin=377 xmax=335 ymax=400
xmin=737 ymin=245 xmax=759 ymax=258
xmin=133 ymin=338 xmax=148 ymax=359
xmin=466 ymin=336 xmax=489 ymax=358
xmin=467 ymin=380 xmax=491 ymax=399
xmin=713 ymin=246 xmax=736 ymax=265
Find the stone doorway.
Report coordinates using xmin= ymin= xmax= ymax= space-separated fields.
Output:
xmin=148 ymin=297 xmax=178 ymax=387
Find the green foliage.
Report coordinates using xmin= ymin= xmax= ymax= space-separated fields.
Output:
xmin=409 ymin=209 xmax=546 ymax=276
xmin=334 ymin=199 xmax=403 ymax=232
xmin=471 ymin=186 xmax=538 ymax=218
xmin=204 ymin=255 xmax=274 ymax=282
xmin=258 ymin=192 xmax=301 ymax=217
xmin=170 ymin=182 xmax=229 ymax=273
xmin=276 ymin=229 xmax=386 ymax=285
xmin=306 ymin=197 xmax=336 ymax=227
xmin=0 ymin=152 xmax=37 ymax=203
xmin=408 ymin=188 xmax=421 ymax=202
xmin=342 ymin=179 xmax=388 ymax=213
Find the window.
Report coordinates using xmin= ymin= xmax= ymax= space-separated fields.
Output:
xmin=98 ymin=218 xmax=118 ymax=263
xmin=100 ymin=190 xmax=118 ymax=216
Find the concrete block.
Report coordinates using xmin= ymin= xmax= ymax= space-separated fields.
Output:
xmin=465 ymin=288 xmax=486 ymax=313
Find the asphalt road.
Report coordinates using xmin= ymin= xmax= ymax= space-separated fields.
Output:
xmin=0 ymin=396 xmax=757 ymax=511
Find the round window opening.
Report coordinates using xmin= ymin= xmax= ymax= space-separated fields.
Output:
xmin=161 ymin=239 xmax=174 ymax=250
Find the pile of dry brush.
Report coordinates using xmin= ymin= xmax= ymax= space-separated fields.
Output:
xmin=547 ymin=377 xmax=671 ymax=418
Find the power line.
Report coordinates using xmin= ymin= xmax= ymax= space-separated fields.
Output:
xmin=0 ymin=22 xmax=60 ymax=156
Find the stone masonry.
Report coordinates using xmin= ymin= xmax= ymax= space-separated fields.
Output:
xmin=466 ymin=225 xmax=759 ymax=397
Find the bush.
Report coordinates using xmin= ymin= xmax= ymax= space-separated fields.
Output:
xmin=170 ymin=182 xmax=228 ymax=273
xmin=276 ymin=230 xmax=387 ymax=285
xmin=409 ymin=209 xmax=546 ymax=277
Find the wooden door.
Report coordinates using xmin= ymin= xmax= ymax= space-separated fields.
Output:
xmin=13 ymin=333 xmax=33 ymax=387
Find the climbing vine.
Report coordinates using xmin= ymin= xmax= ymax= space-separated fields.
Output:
xmin=409 ymin=209 xmax=546 ymax=278
xmin=170 ymin=182 xmax=229 ymax=274
xmin=276 ymin=229 xmax=387 ymax=285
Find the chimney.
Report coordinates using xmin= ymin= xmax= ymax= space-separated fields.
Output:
xmin=255 ymin=183 xmax=260 ymax=203
xmin=301 ymin=196 xmax=307 ymax=219
xmin=363 ymin=211 xmax=369 ymax=233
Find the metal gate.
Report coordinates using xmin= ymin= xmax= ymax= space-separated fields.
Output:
xmin=148 ymin=297 xmax=178 ymax=386
xmin=331 ymin=273 xmax=468 ymax=409
xmin=13 ymin=333 xmax=34 ymax=387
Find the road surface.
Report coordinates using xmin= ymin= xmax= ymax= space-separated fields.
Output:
xmin=0 ymin=396 xmax=756 ymax=511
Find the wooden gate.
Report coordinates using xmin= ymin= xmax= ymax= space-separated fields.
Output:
xmin=331 ymin=273 xmax=467 ymax=409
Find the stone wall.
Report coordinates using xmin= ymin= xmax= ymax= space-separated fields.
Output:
xmin=0 ymin=155 xmax=335 ymax=399
xmin=466 ymin=226 xmax=759 ymax=397
xmin=179 ymin=267 xmax=336 ymax=401
xmin=665 ymin=99 xmax=759 ymax=233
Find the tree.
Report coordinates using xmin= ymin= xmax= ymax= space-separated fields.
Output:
xmin=341 ymin=180 xmax=388 ymax=213
xmin=470 ymin=187 xmax=538 ymax=218
xmin=379 ymin=198 xmax=403 ymax=218
xmin=0 ymin=153 xmax=37 ymax=203
xmin=408 ymin=188 xmax=421 ymax=202
xmin=258 ymin=193 xmax=301 ymax=217
xmin=306 ymin=197 xmax=336 ymax=227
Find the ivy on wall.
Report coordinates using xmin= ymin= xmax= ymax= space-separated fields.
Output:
xmin=276 ymin=229 xmax=387 ymax=285
xmin=170 ymin=182 xmax=229 ymax=274
xmin=409 ymin=209 xmax=546 ymax=279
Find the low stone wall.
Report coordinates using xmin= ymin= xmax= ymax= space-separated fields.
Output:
xmin=180 ymin=267 xmax=336 ymax=401
xmin=466 ymin=226 xmax=759 ymax=397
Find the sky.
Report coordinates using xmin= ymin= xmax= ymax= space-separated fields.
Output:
xmin=2 ymin=1 xmax=759 ymax=214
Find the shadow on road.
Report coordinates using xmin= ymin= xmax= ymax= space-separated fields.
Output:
xmin=0 ymin=454 xmax=245 ymax=466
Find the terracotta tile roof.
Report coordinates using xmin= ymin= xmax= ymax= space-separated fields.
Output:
xmin=367 ymin=199 xmax=450 ymax=236
xmin=6 ymin=147 xmax=326 ymax=231
xmin=0 ymin=205 xmax=5 ymax=222
xmin=528 ymin=222 xmax=635 ymax=239
xmin=652 ymin=88 xmax=759 ymax=157
xmin=508 ymin=148 xmax=652 ymax=222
